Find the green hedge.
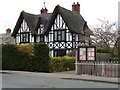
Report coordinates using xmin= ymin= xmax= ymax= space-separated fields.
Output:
xmin=2 ymin=44 xmax=75 ymax=72
xmin=2 ymin=43 xmax=50 ymax=72
xmin=31 ymin=43 xmax=50 ymax=72
xmin=49 ymin=56 xmax=75 ymax=72
xmin=97 ymin=48 xmax=110 ymax=53
xmin=111 ymin=57 xmax=120 ymax=63
xmin=2 ymin=44 xmax=19 ymax=70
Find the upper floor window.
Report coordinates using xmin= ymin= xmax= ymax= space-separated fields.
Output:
xmin=38 ymin=24 xmax=44 ymax=34
xmin=54 ymin=30 xmax=65 ymax=41
xmin=20 ymin=32 xmax=30 ymax=43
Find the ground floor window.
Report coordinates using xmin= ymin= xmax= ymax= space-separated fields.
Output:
xmin=53 ymin=50 xmax=66 ymax=57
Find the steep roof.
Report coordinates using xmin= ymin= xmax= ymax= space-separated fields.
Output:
xmin=36 ymin=13 xmax=52 ymax=32
xmin=12 ymin=11 xmax=52 ymax=37
xmin=43 ymin=5 xmax=92 ymax=35
xmin=12 ymin=5 xmax=92 ymax=37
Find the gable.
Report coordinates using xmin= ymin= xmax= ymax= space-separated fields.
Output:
xmin=12 ymin=11 xmax=52 ymax=37
xmin=12 ymin=11 xmax=39 ymax=37
xmin=43 ymin=5 xmax=87 ymax=35
xmin=12 ymin=5 xmax=92 ymax=37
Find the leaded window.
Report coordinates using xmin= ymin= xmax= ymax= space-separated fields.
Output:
xmin=54 ymin=30 xmax=65 ymax=41
xmin=20 ymin=32 xmax=30 ymax=43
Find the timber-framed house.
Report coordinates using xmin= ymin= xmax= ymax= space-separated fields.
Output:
xmin=12 ymin=2 xmax=93 ymax=57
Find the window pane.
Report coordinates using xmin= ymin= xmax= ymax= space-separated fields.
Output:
xmin=20 ymin=33 xmax=29 ymax=43
xmin=54 ymin=30 xmax=65 ymax=41
xmin=61 ymin=31 xmax=65 ymax=41
xmin=55 ymin=31 xmax=57 ymax=41
xmin=58 ymin=35 xmax=61 ymax=41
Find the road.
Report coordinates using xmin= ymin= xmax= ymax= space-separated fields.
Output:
xmin=1 ymin=72 xmax=119 ymax=88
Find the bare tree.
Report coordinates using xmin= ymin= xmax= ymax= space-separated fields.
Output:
xmin=91 ymin=17 xmax=118 ymax=50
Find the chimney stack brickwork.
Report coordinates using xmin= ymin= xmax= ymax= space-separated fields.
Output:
xmin=72 ymin=2 xmax=80 ymax=14
xmin=40 ymin=7 xmax=48 ymax=14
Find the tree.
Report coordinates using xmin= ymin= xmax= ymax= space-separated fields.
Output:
xmin=113 ymin=37 xmax=120 ymax=57
xmin=91 ymin=17 xmax=118 ymax=51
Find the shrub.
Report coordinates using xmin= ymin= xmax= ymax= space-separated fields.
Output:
xmin=2 ymin=44 xmax=20 ymax=70
xmin=111 ymin=57 xmax=120 ymax=63
xmin=2 ymin=43 xmax=75 ymax=73
xmin=31 ymin=43 xmax=50 ymax=72
xmin=97 ymin=48 xmax=110 ymax=53
xmin=62 ymin=56 xmax=75 ymax=71
xmin=2 ymin=43 xmax=50 ymax=72
xmin=17 ymin=44 xmax=33 ymax=62
xmin=50 ymin=56 xmax=75 ymax=72
xmin=17 ymin=44 xmax=33 ymax=55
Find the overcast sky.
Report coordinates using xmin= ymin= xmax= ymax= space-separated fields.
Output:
xmin=0 ymin=0 xmax=119 ymax=33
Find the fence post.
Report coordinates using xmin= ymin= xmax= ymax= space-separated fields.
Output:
xmin=102 ymin=61 xmax=105 ymax=76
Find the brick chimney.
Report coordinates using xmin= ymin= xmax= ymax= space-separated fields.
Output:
xmin=40 ymin=7 xmax=48 ymax=14
xmin=6 ymin=28 xmax=11 ymax=34
xmin=72 ymin=2 xmax=80 ymax=14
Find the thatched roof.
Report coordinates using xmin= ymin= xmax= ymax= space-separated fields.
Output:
xmin=43 ymin=5 xmax=92 ymax=35
xmin=12 ymin=11 xmax=52 ymax=37
xmin=12 ymin=5 xmax=93 ymax=37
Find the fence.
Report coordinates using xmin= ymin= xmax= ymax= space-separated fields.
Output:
xmin=76 ymin=61 xmax=119 ymax=77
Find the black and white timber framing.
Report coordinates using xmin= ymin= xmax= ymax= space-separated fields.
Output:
xmin=12 ymin=5 xmax=93 ymax=57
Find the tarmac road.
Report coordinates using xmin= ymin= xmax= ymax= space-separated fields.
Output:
xmin=2 ymin=71 xmax=119 ymax=88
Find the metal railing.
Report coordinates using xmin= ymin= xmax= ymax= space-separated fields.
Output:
xmin=76 ymin=61 xmax=119 ymax=77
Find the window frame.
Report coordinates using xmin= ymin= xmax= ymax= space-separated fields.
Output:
xmin=53 ymin=29 xmax=65 ymax=42
xmin=20 ymin=32 xmax=30 ymax=43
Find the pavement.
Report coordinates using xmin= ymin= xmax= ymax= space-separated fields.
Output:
xmin=0 ymin=70 xmax=119 ymax=84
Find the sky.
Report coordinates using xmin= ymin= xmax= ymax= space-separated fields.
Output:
xmin=0 ymin=0 xmax=119 ymax=34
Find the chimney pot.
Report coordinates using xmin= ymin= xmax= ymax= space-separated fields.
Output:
xmin=6 ymin=28 xmax=11 ymax=34
xmin=72 ymin=2 xmax=80 ymax=14
xmin=40 ymin=7 xmax=48 ymax=14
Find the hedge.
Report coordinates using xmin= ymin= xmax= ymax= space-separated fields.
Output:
xmin=2 ymin=43 xmax=75 ymax=72
xmin=97 ymin=48 xmax=110 ymax=53
xmin=2 ymin=44 xmax=20 ymax=70
xmin=111 ymin=57 xmax=120 ymax=63
xmin=31 ymin=43 xmax=50 ymax=72
xmin=49 ymin=56 xmax=75 ymax=72
xmin=2 ymin=43 xmax=50 ymax=72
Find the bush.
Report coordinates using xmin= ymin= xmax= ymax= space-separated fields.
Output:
xmin=62 ymin=56 xmax=75 ymax=71
xmin=49 ymin=56 xmax=75 ymax=72
xmin=2 ymin=43 xmax=50 ymax=72
xmin=111 ymin=57 xmax=120 ymax=63
xmin=97 ymin=48 xmax=110 ymax=53
xmin=31 ymin=43 xmax=50 ymax=72
xmin=2 ymin=44 xmax=20 ymax=70
xmin=2 ymin=43 xmax=75 ymax=73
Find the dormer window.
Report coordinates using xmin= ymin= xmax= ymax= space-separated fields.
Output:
xmin=38 ymin=24 xmax=44 ymax=34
